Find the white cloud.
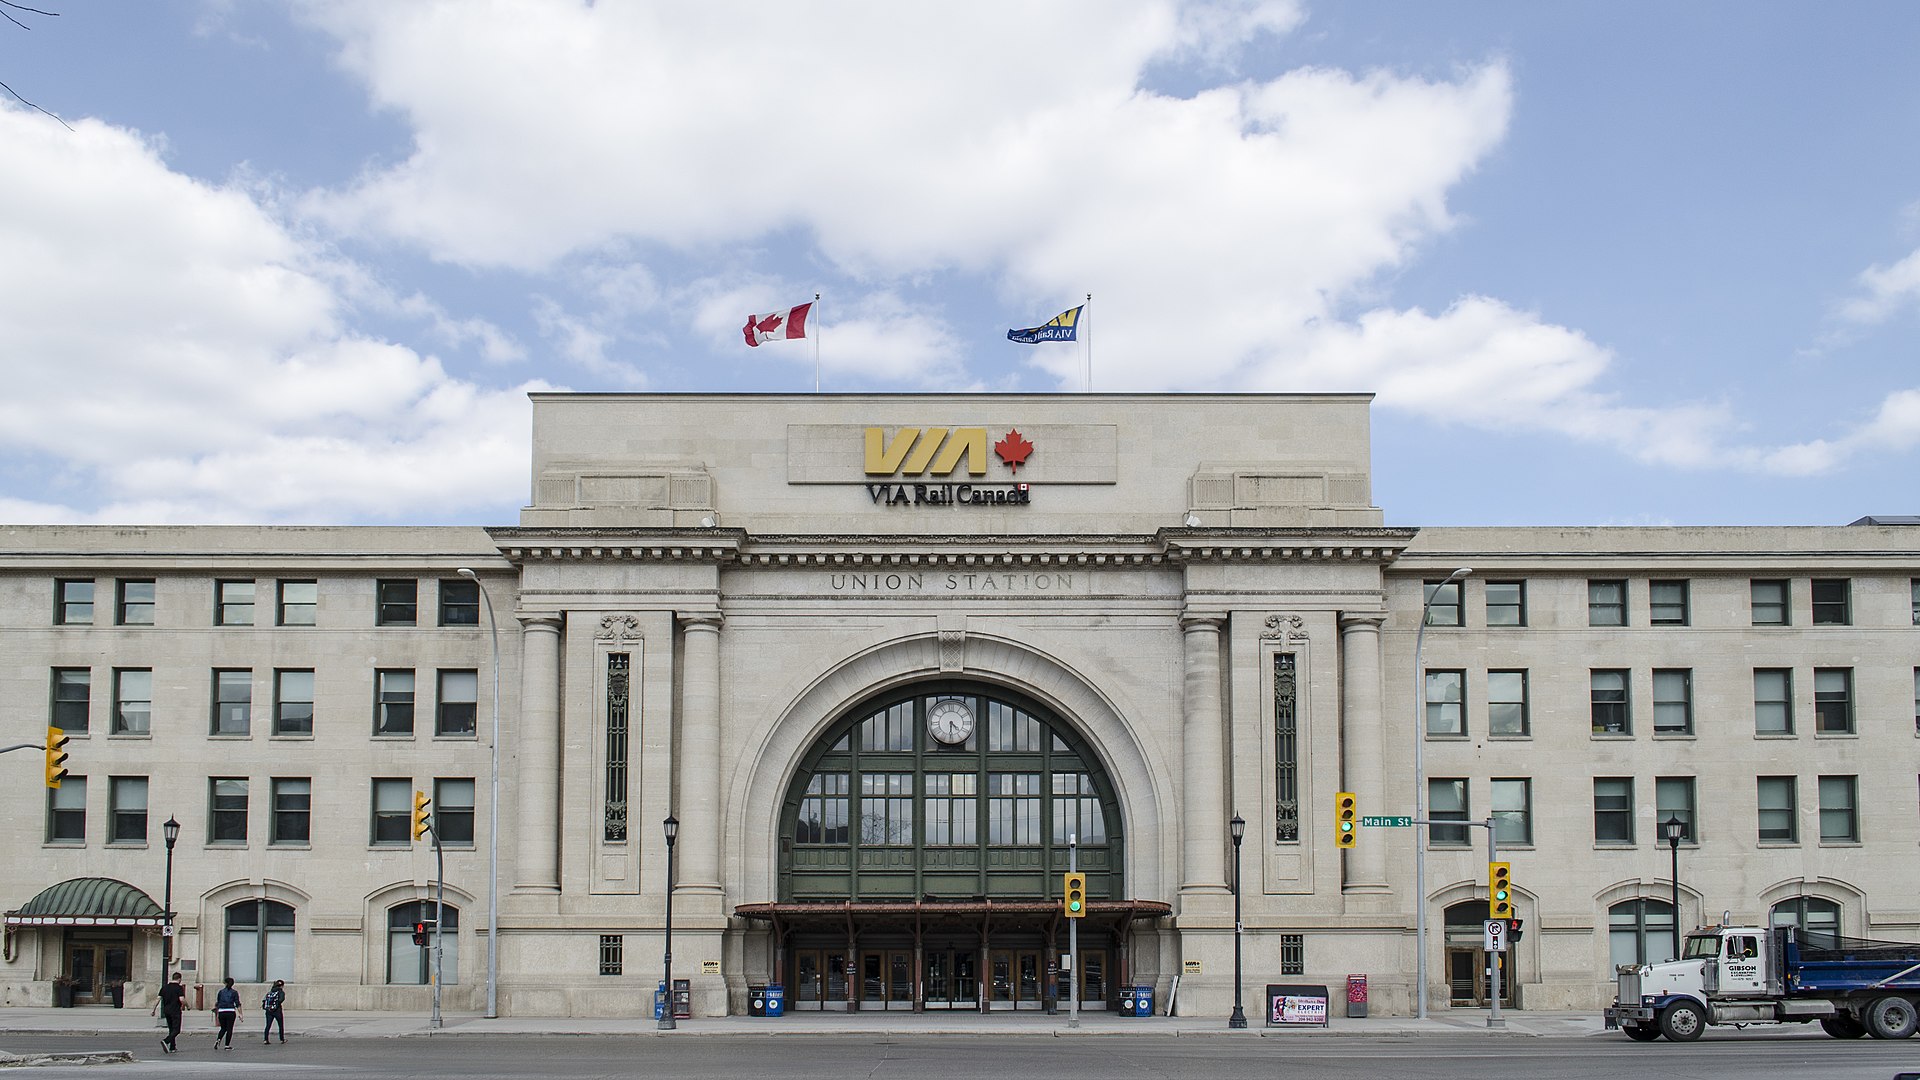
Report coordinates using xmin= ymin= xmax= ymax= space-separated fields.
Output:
xmin=0 ymin=106 xmax=544 ymax=523
xmin=1838 ymin=247 xmax=1920 ymax=324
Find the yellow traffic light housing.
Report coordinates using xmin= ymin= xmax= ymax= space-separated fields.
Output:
xmin=412 ymin=790 xmax=433 ymax=840
xmin=1335 ymin=791 xmax=1358 ymax=849
xmin=1063 ymin=872 xmax=1086 ymax=919
xmin=44 ymin=727 xmax=70 ymax=789
xmin=1489 ymin=861 xmax=1513 ymax=919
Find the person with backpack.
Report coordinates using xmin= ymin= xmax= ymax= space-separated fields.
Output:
xmin=262 ymin=980 xmax=287 ymax=1044
xmin=212 ymin=976 xmax=241 ymax=1050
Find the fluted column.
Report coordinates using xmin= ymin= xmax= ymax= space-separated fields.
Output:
xmin=1339 ymin=613 xmax=1390 ymax=892
xmin=514 ymin=614 xmax=563 ymax=892
xmin=1179 ymin=612 xmax=1229 ymax=895
xmin=676 ymin=612 xmax=724 ymax=895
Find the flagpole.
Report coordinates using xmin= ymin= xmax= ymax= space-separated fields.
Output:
xmin=1084 ymin=293 xmax=1093 ymax=393
xmin=814 ymin=292 xmax=822 ymax=393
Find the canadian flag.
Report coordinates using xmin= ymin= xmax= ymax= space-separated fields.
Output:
xmin=743 ymin=302 xmax=813 ymax=347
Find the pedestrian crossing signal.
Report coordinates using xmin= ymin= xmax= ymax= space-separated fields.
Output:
xmin=1063 ymin=873 xmax=1086 ymax=919
xmin=1335 ymin=792 xmax=1358 ymax=849
xmin=1489 ymin=862 xmax=1513 ymax=919
xmin=412 ymin=921 xmax=433 ymax=946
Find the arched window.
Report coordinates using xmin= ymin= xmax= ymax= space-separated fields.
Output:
xmin=225 ymin=899 xmax=295 ymax=983
xmin=388 ymin=901 xmax=459 ymax=985
xmin=1770 ymin=897 xmax=1841 ymax=945
xmin=782 ymin=687 xmax=1120 ymax=902
xmin=1608 ymin=899 xmax=1677 ymax=968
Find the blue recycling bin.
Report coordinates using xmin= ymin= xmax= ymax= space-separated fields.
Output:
xmin=765 ymin=984 xmax=785 ymax=1017
xmin=653 ymin=985 xmax=667 ymax=1020
xmin=1117 ymin=986 xmax=1136 ymax=1016
xmin=1133 ymin=985 xmax=1154 ymax=1017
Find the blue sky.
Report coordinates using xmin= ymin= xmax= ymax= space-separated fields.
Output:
xmin=3 ymin=1 xmax=1917 ymax=528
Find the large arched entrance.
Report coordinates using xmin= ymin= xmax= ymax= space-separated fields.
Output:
xmin=735 ymin=681 xmax=1167 ymax=1012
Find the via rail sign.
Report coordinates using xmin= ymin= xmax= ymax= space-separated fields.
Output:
xmin=1360 ymin=816 xmax=1413 ymax=827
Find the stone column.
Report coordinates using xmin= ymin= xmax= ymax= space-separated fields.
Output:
xmin=676 ymin=612 xmax=725 ymax=896
xmin=1179 ymin=613 xmax=1229 ymax=896
xmin=1339 ymin=613 xmax=1390 ymax=892
xmin=514 ymin=614 xmax=563 ymax=893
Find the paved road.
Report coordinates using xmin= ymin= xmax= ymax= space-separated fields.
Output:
xmin=10 ymin=1032 xmax=1920 ymax=1079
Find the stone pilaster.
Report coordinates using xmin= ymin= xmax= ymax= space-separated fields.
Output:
xmin=514 ymin=614 xmax=563 ymax=893
xmin=1339 ymin=613 xmax=1390 ymax=893
xmin=676 ymin=612 xmax=725 ymax=902
xmin=1179 ymin=612 xmax=1230 ymax=905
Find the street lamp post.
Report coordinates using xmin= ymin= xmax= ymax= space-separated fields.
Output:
xmin=659 ymin=815 xmax=679 ymax=1031
xmin=1228 ymin=813 xmax=1247 ymax=1029
xmin=160 ymin=817 xmax=180 ymax=978
xmin=1413 ymin=566 xmax=1471 ymax=1019
xmin=456 ymin=568 xmax=502 ymax=1019
xmin=1663 ymin=816 xmax=1685 ymax=961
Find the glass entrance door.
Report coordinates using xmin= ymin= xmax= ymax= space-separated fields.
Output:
xmin=65 ymin=939 xmax=129 ymax=1005
xmin=922 ymin=948 xmax=979 ymax=1009
xmin=989 ymin=949 xmax=1043 ymax=1010
xmin=1074 ymin=948 xmax=1109 ymax=1009
xmin=792 ymin=949 xmax=851 ymax=1010
xmin=1446 ymin=947 xmax=1515 ymax=1008
xmin=859 ymin=950 xmax=914 ymax=1010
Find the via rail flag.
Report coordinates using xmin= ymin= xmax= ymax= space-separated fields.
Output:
xmin=744 ymin=302 xmax=813 ymax=347
xmin=1007 ymin=305 xmax=1083 ymax=344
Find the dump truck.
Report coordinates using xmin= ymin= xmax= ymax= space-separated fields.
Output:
xmin=1605 ymin=923 xmax=1920 ymax=1041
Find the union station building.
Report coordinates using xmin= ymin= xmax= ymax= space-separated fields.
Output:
xmin=3 ymin=393 xmax=1916 ymax=1017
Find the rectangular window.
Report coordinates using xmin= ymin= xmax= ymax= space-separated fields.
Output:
xmin=1650 ymin=580 xmax=1690 ymax=625
xmin=51 ymin=668 xmax=90 ymax=733
xmin=1484 ymin=581 xmax=1525 ymax=627
xmin=274 ymin=669 xmax=314 ymax=736
xmin=1818 ymin=775 xmax=1858 ymax=842
xmin=1422 ymin=580 xmax=1462 ymax=626
xmin=1591 ymin=669 xmax=1630 ymax=735
xmin=1051 ymin=772 xmax=1107 ymax=844
xmin=376 ymin=579 xmax=418 ymax=626
xmin=1280 ymin=934 xmax=1305 ymax=976
xmin=860 ymin=772 xmax=915 ymax=846
xmin=986 ymin=772 xmax=1041 ymax=846
xmin=436 ymin=669 xmax=478 ymax=736
xmin=435 ymin=778 xmax=476 ymax=846
xmin=112 ymin=668 xmax=151 ymax=735
xmin=1914 ymin=668 xmax=1919 ymax=735
xmin=1425 ymin=670 xmax=1465 ymax=736
xmin=271 ymin=778 xmax=311 ymax=845
xmin=215 ymin=580 xmax=254 ymax=626
xmin=371 ymin=778 xmax=411 ymax=845
xmin=599 ymin=935 xmax=624 ymax=977
xmin=1754 ymin=669 xmax=1794 ymax=735
xmin=1757 ymin=776 xmax=1797 ymax=843
xmin=1588 ymin=580 xmax=1627 ymax=626
xmin=1487 ymin=670 xmax=1529 ymax=736
xmin=1272 ymin=653 xmax=1299 ymax=843
xmin=1811 ymin=578 xmax=1851 ymax=625
xmin=1751 ymin=579 xmax=1790 ymax=625
xmin=277 ymin=579 xmax=317 ymax=626
xmin=438 ymin=579 xmax=480 ymax=626
xmin=209 ymin=777 xmax=248 ymax=844
xmin=1655 ymin=776 xmax=1696 ymax=843
xmin=212 ymin=669 xmax=252 ymax=736
xmin=1491 ymin=778 xmax=1532 ymax=845
xmin=1814 ymin=668 xmax=1854 ymax=734
xmin=1594 ymin=777 xmax=1634 ymax=845
xmin=925 ymin=773 xmax=979 ymax=846
xmin=375 ymin=669 xmax=415 ymax=735
xmin=108 ymin=776 xmax=147 ymax=844
xmin=796 ymin=773 xmax=849 ymax=844
xmin=1652 ymin=669 xmax=1693 ymax=735
xmin=47 ymin=776 xmax=86 ymax=842
xmin=1912 ymin=579 xmax=1919 ymax=626
xmin=55 ymin=579 xmax=94 ymax=625
xmin=117 ymin=579 xmax=155 ymax=626
xmin=1427 ymin=778 xmax=1469 ymax=846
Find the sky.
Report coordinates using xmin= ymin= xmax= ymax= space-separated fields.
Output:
xmin=3 ymin=1 xmax=1918 ymax=529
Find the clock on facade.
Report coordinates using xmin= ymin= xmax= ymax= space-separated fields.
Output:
xmin=926 ymin=699 xmax=975 ymax=745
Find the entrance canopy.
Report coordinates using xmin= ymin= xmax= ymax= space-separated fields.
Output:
xmin=4 ymin=878 xmax=166 ymax=928
xmin=736 ymin=898 xmax=1171 ymax=933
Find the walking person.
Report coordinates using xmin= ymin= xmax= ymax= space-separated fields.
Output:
xmin=151 ymin=972 xmax=186 ymax=1053
xmin=212 ymin=976 xmax=241 ymax=1050
xmin=262 ymin=980 xmax=287 ymax=1044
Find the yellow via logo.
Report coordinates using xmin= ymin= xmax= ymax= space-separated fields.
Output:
xmin=864 ymin=427 xmax=988 ymax=477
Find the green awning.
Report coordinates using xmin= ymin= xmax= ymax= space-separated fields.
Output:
xmin=4 ymin=878 xmax=166 ymax=927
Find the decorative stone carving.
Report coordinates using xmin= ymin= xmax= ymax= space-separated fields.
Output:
xmin=939 ymin=629 xmax=966 ymax=672
xmin=597 ymin=614 xmax=643 ymax=643
xmin=1261 ymin=614 xmax=1308 ymax=647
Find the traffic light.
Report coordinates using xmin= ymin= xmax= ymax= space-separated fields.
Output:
xmin=412 ymin=790 xmax=432 ymax=840
xmin=1489 ymin=862 xmax=1513 ymax=919
xmin=1335 ymin=791 xmax=1358 ymax=849
xmin=44 ymin=727 xmax=70 ymax=789
xmin=411 ymin=921 xmax=432 ymax=946
xmin=1062 ymin=872 xmax=1086 ymax=919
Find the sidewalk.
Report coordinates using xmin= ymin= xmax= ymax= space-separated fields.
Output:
xmin=0 ymin=1004 xmax=1607 ymax=1040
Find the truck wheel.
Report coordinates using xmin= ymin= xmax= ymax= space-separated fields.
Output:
xmin=1821 ymin=1015 xmax=1868 ymax=1039
xmin=1866 ymin=996 xmax=1919 ymax=1040
xmin=1660 ymin=1001 xmax=1706 ymax=1042
xmin=1623 ymin=1023 xmax=1662 ymax=1041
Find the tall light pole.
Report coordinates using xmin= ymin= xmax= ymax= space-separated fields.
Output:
xmin=1228 ymin=813 xmax=1247 ymax=1029
xmin=456 ymin=568 xmax=501 ymax=1019
xmin=659 ymin=815 xmax=679 ymax=1031
xmin=160 ymin=817 xmax=180 ymax=978
xmin=1413 ymin=566 xmax=1471 ymax=1019
xmin=1663 ymin=816 xmax=1685 ymax=962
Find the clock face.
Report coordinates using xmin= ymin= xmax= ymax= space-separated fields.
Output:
xmin=927 ymin=699 xmax=975 ymax=745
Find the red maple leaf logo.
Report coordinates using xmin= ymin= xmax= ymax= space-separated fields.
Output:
xmin=994 ymin=429 xmax=1034 ymax=473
